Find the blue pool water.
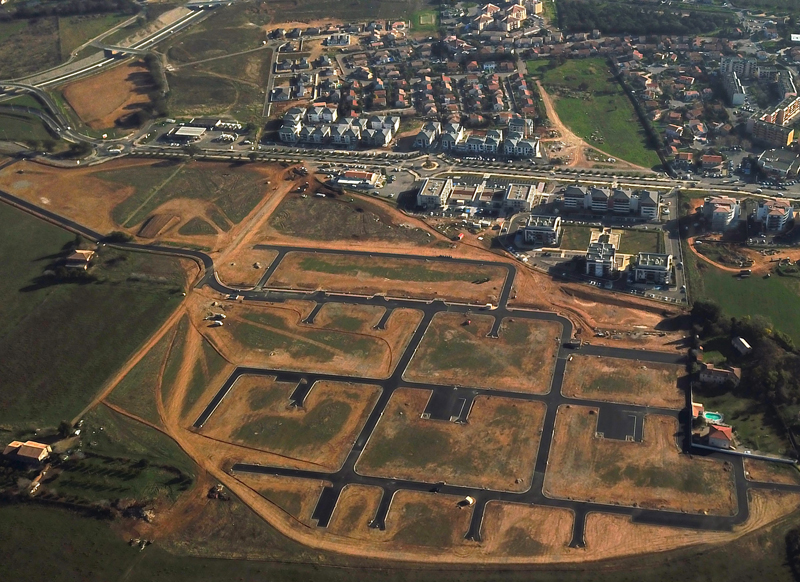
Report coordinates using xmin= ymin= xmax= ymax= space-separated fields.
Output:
xmin=704 ymin=411 xmax=724 ymax=422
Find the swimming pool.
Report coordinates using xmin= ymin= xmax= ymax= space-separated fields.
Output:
xmin=704 ymin=411 xmax=724 ymax=422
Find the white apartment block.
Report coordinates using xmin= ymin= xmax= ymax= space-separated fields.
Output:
xmin=756 ymin=198 xmax=794 ymax=231
xmin=634 ymin=253 xmax=673 ymax=285
xmin=702 ymin=195 xmax=741 ymax=231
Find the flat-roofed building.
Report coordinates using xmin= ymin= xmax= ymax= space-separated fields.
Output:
xmin=756 ymin=197 xmax=794 ymax=231
xmin=586 ymin=241 xmax=616 ymax=277
xmin=722 ymin=71 xmax=746 ymax=106
xmin=757 ymin=148 xmax=800 ymax=179
xmin=417 ymin=177 xmax=454 ymax=207
xmin=633 ymin=252 xmax=673 ymax=285
xmin=503 ymin=183 xmax=537 ymax=212
xmin=702 ymin=195 xmax=740 ymax=231
xmin=522 ymin=215 xmax=562 ymax=246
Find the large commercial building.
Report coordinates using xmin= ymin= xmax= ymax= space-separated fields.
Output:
xmin=522 ymin=215 xmax=562 ymax=246
xmin=702 ymin=195 xmax=741 ymax=231
xmin=633 ymin=253 xmax=673 ymax=285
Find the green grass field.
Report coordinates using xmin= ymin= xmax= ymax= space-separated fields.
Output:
xmin=560 ymin=225 xmax=592 ymax=249
xmin=525 ymin=59 xmax=552 ymax=76
xmin=269 ymin=195 xmax=433 ymax=245
xmin=618 ymin=229 xmax=662 ymax=254
xmin=105 ymin=327 xmax=175 ymax=427
xmin=542 ymin=58 xmax=661 ymax=168
xmin=412 ymin=10 xmax=439 ymax=31
xmin=0 ymin=112 xmax=56 ymax=144
xmin=0 ymin=488 xmax=799 ymax=581
xmin=685 ymin=243 xmax=800 ymax=345
xmin=0 ymin=203 xmax=186 ymax=430
xmin=178 ymin=217 xmax=218 ymax=236
xmin=100 ymin=161 xmax=265 ymax=228
xmin=181 ymin=339 xmax=228 ymax=418
xmin=57 ymin=14 xmax=129 ymax=59
xmin=0 ymin=18 xmax=60 ymax=79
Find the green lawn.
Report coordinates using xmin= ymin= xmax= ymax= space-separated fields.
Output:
xmin=0 ymin=203 xmax=185 ymax=430
xmin=542 ymin=58 xmax=661 ymax=168
xmin=412 ymin=9 xmax=439 ymax=31
xmin=696 ymin=391 xmax=792 ymax=456
xmin=560 ymin=225 xmax=592 ymax=250
xmin=525 ymin=59 xmax=551 ymax=76
xmin=294 ymin=255 xmax=498 ymax=283
xmin=685 ymin=243 xmax=800 ymax=345
xmin=618 ymin=229 xmax=662 ymax=255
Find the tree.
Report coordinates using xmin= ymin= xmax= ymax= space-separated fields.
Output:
xmin=691 ymin=299 xmax=722 ymax=325
xmin=58 ymin=420 xmax=73 ymax=438
xmin=184 ymin=143 xmax=201 ymax=158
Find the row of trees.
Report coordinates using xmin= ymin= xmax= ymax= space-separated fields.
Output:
xmin=0 ymin=0 xmax=139 ymax=21
xmin=557 ymin=0 xmax=736 ymax=35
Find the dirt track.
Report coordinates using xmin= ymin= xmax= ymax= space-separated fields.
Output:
xmin=536 ymin=80 xmax=651 ymax=172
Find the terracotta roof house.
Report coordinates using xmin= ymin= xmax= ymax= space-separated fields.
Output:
xmin=3 ymin=440 xmax=51 ymax=464
xmin=707 ymin=424 xmax=733 ymax=449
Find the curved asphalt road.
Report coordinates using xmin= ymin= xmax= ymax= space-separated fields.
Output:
xmin=1 ymin=187 xmax=796 ymax=548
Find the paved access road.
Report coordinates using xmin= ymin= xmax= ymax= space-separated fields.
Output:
xmin=2 ymin=187 xmax=798 ymax=548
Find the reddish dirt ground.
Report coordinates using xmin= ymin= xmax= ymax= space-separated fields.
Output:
xmin=62 ymin=60 xmax=154 ymax=130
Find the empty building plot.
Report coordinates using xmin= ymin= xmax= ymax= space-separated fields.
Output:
xmin=266 ymin=252 xmax=508 ymax=304
xmin=403 ymin=313 xmax=561 ymax=394
xmin=562 ymin=356 xmax=686 ymax=409
xmin=200 ymin=375 xmax=382 ymax=471
xmin=356 ymin=389 xmax=546 ymax=492
xmin=543 ymin=406 xmax=737 ymax=516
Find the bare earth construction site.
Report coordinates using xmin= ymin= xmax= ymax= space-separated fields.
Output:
xmin=2 ymin=155 xmax=799 ymax=564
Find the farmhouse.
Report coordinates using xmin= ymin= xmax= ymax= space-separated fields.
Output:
xmin=3 ymin=440 xmax=51 ymax=464
xmin=699 ymin=362 xmax=742 ymax=387
xmin=732 ymin=336 xmax=752 ymax=356
xmin=522 ymin=215 xmax=562 ymax=246
xmin=707 ymin=424 xmax=734 ymax=449
xmin=65 ymin=249 xmax=95 ymax=270
xmin=633 ymin=252 xmax=673 ymax=285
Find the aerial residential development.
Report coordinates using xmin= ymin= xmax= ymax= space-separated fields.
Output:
xmin=2 ymin=1 xmax=800 ymax=582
